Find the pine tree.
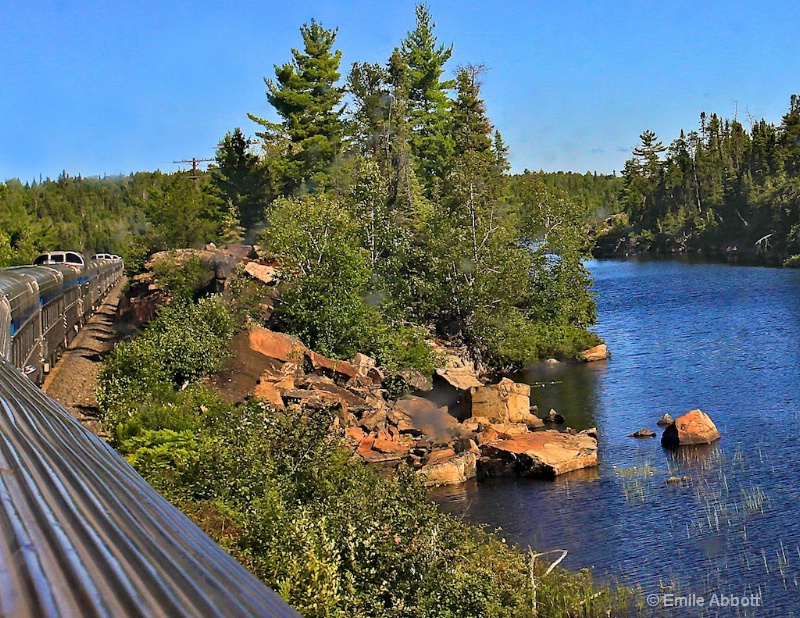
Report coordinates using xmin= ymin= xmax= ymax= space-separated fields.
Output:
xmin=213 ymin=128 xmax=269 ymax=232
xmin=400 ymin=3 xmax=455 ymax=193
xmin=347 ymin=62 xmax=390 ymax=159
xmin=249 ymin=20 xmax=345 ymax=193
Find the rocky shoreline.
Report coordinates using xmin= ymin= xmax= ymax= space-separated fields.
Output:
xmin=128 ymin=245 xmax=608 ymax=487
xmin=223 ymin=324 xmax=604 ymax=486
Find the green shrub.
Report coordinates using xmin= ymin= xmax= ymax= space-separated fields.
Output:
xmin=152 ymin=251 xmax=212 ymax=301
xmin=481 ymin=308 xmax=603 ymax=368
xmin=784 ymin=254 xmax=800 ymax=268
xmin=97 ymin=296 xmax=234 ymax=436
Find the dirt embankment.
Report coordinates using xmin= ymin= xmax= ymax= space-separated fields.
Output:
xmin=42 ymin=279 xmax=127 ymax=438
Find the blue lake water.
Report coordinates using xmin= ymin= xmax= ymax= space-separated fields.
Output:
xmin=431 ymin=259 xmax=800 ymax=616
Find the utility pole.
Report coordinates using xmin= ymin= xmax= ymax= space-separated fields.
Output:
xmin=173 ymin=157 xmax=214 ymax=188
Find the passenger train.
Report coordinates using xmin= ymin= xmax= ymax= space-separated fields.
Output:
xmin=0 ymin=250 xmax=123 ymax=382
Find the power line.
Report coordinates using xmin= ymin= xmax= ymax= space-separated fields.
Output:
xmin=173 ymin=157 xmax=215 ymax=188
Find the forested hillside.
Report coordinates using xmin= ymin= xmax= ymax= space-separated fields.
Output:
xmin=0 ymin=170 xmax=242 ymax=270
xmin=602 ymin=95 xmax=800 ymax=263
xmin=509 ymin=170 xmax=621 ymax=221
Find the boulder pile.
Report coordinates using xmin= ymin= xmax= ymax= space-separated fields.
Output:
xmin=234 ymin=325 xmax=599 ymax=486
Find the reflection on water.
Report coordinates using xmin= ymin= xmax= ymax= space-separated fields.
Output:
xmin=432 ymin=259 xmax=800 ymax=616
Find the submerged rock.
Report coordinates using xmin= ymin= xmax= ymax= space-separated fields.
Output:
xmin=661 ymin=409 xmax=721 ymax=447
xmin=628 ymin=428 xmax=656 ymax=438
xmin=665 ymin=476 xmax=692 ymax=484
xmin=479 ymin=429 xmax=599 ymax=479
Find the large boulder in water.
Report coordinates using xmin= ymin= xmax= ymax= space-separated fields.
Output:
xmin=581 ymin=344 xmax=608 ymax=362
xmin=661 ymin=409 xmax=720 ymax=447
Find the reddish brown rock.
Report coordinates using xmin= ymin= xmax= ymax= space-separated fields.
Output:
xmin=435 ymin=367 xmax=482 ymax=391
xmin=306 ymin=351 xmax=358 ymax=381
xmin=298 ymin=376 xmax=370 ymax=413
xmin=351 ymin=353 xmax=376 ymax=374
xmin=581 ymin=344 xmax=608 ymax=362
xmin=475 ymin=426 xmax=501 ymax=446
xmin=424 ymin=447 xmax=457 ymax=465
xmin=253 ymin=381 xmax=284 ymax=409
xmin=419 ymin=452 xmax=477 ymax=486
xmin=345 ymin=427 xmax=366 ymax=443
xmin=357 ymin=435 xmax=375 ymax=458
xmin=453 ymin=437 xmax=481 ymax=455
xmin=429 ymin=368 xmax=482 ymax=420
xmin=480 ymin=429 xmax=599 ymax=479
xmin=471 ymin=378 xmax=532 ymax=424
xmin=397 ymin=368 xmax=434 ymax=392
xmin=249 ymin=326 xmax=307 ymax=362
xmin=358 ymin=408 xmax=388 ymax=432
xmin=460 ymin=416 xmax=490 ymax=433
xmin=661 ymin=409 xmax=721 ymax=447
xmin=488 ymin=422 xmax=529 ymax=439
xmin=372 ymin=433 xmax=412 ymax=458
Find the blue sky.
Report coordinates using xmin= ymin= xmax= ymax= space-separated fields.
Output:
xmin=1 ymin=0 xmax=798 ymax=182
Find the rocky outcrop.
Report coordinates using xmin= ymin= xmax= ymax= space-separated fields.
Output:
xmin=396 ymin=368 xmax=434 ymax=392
xmin=305 ymin=350 xmax=358 ymax=381
xmin=391 ymin=396 xmax=460 ymax=443
xmin=216 ymin=323 xmax=600 ymax=486
xmin=479 ymin=430 xmax=599 ymax=479
xmin=661 ymin=409 xmax=721 ymax=446
xmin=243 ymin=261 xmax=279 ymax=285
xmin=581 ymin=344 xmax=608 ymax=362
xmin=429 ymin=367 xmax=483 ymax=420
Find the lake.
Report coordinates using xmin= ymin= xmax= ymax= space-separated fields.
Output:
xmin=431 ymin=258 xmax=800 ymax=616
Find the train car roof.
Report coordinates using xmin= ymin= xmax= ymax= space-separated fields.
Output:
xmin=33 ymin=251 xmax=85 ymax=267
xmin=0 ymin=271 xmax=39 ymax=307
xmin=5 ymin=266 xmax=64 ymax=296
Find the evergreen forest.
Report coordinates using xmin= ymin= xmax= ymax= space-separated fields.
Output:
xmin=607 ymin=95 xmax=800 ymax=263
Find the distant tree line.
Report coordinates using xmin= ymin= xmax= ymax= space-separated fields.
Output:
xmin=611 ymin=94 xmax=800 ymax=262
xmin=0 ymin=170 xmax=239 ymax=270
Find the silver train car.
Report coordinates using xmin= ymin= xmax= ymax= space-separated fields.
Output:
xmin=0 ymin=251 xmax=298 ymax=616
xmin=0 ymin=251 xmax=124 ymax=381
